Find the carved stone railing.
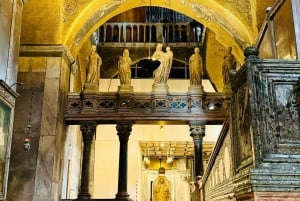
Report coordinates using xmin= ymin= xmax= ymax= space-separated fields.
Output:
xmin=202 ymin=48 xmax=300 ymax=200
xmin=65 ymin=91 xmax=230 ymax=125
xmin=96 ymin=22 xmax=205 ymax=47
xmin=244 ymin=57 xmax=300 ymax=194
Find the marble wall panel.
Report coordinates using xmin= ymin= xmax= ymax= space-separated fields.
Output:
xmin=0 ymin=0 xmax=23 ymax=85
xmin=204 ymin=122 xmax=235 ymax=201
xmin=0 ymin=0 xmax=13 ymax=82
xmin=7 ymin=83 xmax=44 ymax=201
xmin=254 ymin=192 xmax=300 ymax=201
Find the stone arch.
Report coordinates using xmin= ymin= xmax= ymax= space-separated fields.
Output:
xmin=63 ymin=0 xmax=257 ymax=60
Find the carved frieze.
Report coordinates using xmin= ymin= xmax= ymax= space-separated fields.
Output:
xmin=65 ymin=91 xmax=230 ymax=124
xmin=203 ymin=119 xmax=235 ymax=201
xmin=64 ymin=0 xmax=122 ymax=22
xmin=232 ymin=81 xmax=253 ymax=169
xmin=0 ymin=81 xmax=18 ymax=107
xmin=246 ymin=60 xmax=300 ymax=160
xmin=179 ymin=0 xmax=246 ymax=48
xmin=241 ymin=55 xmax=300 ymax=192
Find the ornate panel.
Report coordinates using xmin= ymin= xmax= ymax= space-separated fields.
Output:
xmin=203 ymin=119 xmax=235 ymax=201
xmin=246 ymin=60 xmax=300 ymax=160
xmin=232 ymin=78 xmax=253 ymax=170
xmin=243 ymin=56 xmax=300 ymax=192
xmin=65 ymin=91 xmax=231 ymax=124
xmin=0 ymin=81 xmax=18 ymax=200
xmin=169 ymin=94 xmax=189 ymax=113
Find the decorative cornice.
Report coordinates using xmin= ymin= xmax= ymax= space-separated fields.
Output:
xmin=0 ymin=80 xmax=19 ymax=108
xmin=19 ymin=44 xmax=75 ymax=65
xmin=65 ymin=92 xmax=231 ymax=124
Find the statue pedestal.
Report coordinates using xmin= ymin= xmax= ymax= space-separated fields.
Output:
xmin=152 ymin=83 xmax=169 ymax=95
xmin=188 ymin=85 xmax=204 ymax=94
xmin=188 ymin=85 xmax=205 ymax=113
xmin=151 ymin=83 xmax=169 ymax=112
xmin=117 ymin=85 xmax=134 ymax=112
xmin=118 ymin=85 xmax=134 ymax=94
xmin=83 ymin=83 xmax=98 ymax=93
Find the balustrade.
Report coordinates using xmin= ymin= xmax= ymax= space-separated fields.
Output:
xmin=96 ymin=22 xmax=203 ymax=45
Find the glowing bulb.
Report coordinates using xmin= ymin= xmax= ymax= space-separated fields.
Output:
xmin=160 ymin=125 xmax=164 ymax=132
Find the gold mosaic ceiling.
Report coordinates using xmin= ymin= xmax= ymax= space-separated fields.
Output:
xmin=139 ymin=141 xmax=215 ymax=159
xmin=21 ymin=0 xmax=275 ymax=60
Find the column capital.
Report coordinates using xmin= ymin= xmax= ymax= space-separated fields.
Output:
xmin=80 ymin=123 xmax=97 ymax=142
xmin=189 ymin=124 xmax=205 ymax=139
xmin=116 ymin=121 xmax=133 ymax=140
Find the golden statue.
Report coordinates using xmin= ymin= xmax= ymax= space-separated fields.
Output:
xmin=222 ymin=46 xmax=236 ymax=91
xmin=153 ymin=167 xmax=170 ymax=201
xmin=118 ymin=49 xmax=132 ymax=86
xmin=86 ymin=45 xmax=102 ymax=85
xmin=189 ymin=47 xmax=203 ymax=86
xmin=152 ymin=43 xmax=169 ymax=84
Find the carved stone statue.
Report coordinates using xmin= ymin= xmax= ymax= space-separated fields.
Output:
xmin=86 ymin=45 xmax=102 ymax=86
xmin=189 ymin=47 xmax=203 ymax=86
xmin=222 ymin=46 xmax=237 ymax=91
xmin=153 ymin=167 xmax=170 ymax=201
xmin=118 ymin=49 xmax=132 ymax=86
xmin=152 ymin=43 xmax=169 ymax=84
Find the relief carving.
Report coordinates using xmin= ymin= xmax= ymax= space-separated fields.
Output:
xmin=237 ymin=85 xmax=252 ymax=166
xmin=224 ymin=146 xmax=231 ymax=180
xmin=225 ymin=0 xmax=252 ymax=22
xmin=234 ymin=83 xmax=252 ymax=167
xmin=271 ymin=82 xmax=300 ymax=151
xmin=179 ymin=0 xmax=246 ymax=47
xmin=64 ymin=0 xmax=123 ymax=21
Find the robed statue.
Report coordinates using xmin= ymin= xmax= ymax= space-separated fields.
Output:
xmin=153 ymin=167 xmax=171 ymax=201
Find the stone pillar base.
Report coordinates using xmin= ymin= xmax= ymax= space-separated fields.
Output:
xmin=188 ymin=85 xmax=205 ymax=113
xmin=84 ymin=83 xmax=99 ymax=93
xmin=77 ymin=192 xmax=91 ymax=200
xmin=188 ymin=85 xmax=204 ymax=94
xmin=118 ymin=85 xmax=133 ymax=93
xmin=152 ymin=83 xmax=169 ymax=95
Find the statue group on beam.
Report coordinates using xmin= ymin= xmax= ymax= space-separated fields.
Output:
xmin=84 ymin=45 xmax=102 ymax=92
xmin=82 ymin=43 xmax=206 ymax=93
xmin=152 ymin=43 xmax=173 ymax=85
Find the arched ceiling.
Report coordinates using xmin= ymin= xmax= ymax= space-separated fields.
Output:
xmin=21 ymin=0 xmax=275 ymax=62
xmin=63 ymin=0 xmax=257 ymax=60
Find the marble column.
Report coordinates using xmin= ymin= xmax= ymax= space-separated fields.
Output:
xmin=291 ymin=0 xmax=300 ymax=59
xmin=115 ymin=121 xmax=134 ymax=201
xmin=189 ymin=122 xmax=205 ymax=178
xmin=78 ymin=123 xmax=96 ymax=199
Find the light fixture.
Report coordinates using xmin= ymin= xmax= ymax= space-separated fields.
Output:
xmin=166 ymin=143 xmax=173 ymax=167
xmin=24 ymin=124 xmax=31 ymax=134
xmin=160 ymin=124 xmax=164 ymax=132
xmin=24 ymin=138 xmax=31 ymax=152
xmin=24 ymin=88 xmax=34 ymax=151
xmin=144 ymin=156 xmax=150 ymax=166
xmin=208 ymin=101 xmax=215 ymax=110
xmin=143 ymin=143 xmax=151 ymax=168
xmin=166 ymin=156 xmax=173 ymax=166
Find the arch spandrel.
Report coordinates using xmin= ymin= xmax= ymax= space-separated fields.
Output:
xmin=63 ymin=0 xmax=258 ymax=60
